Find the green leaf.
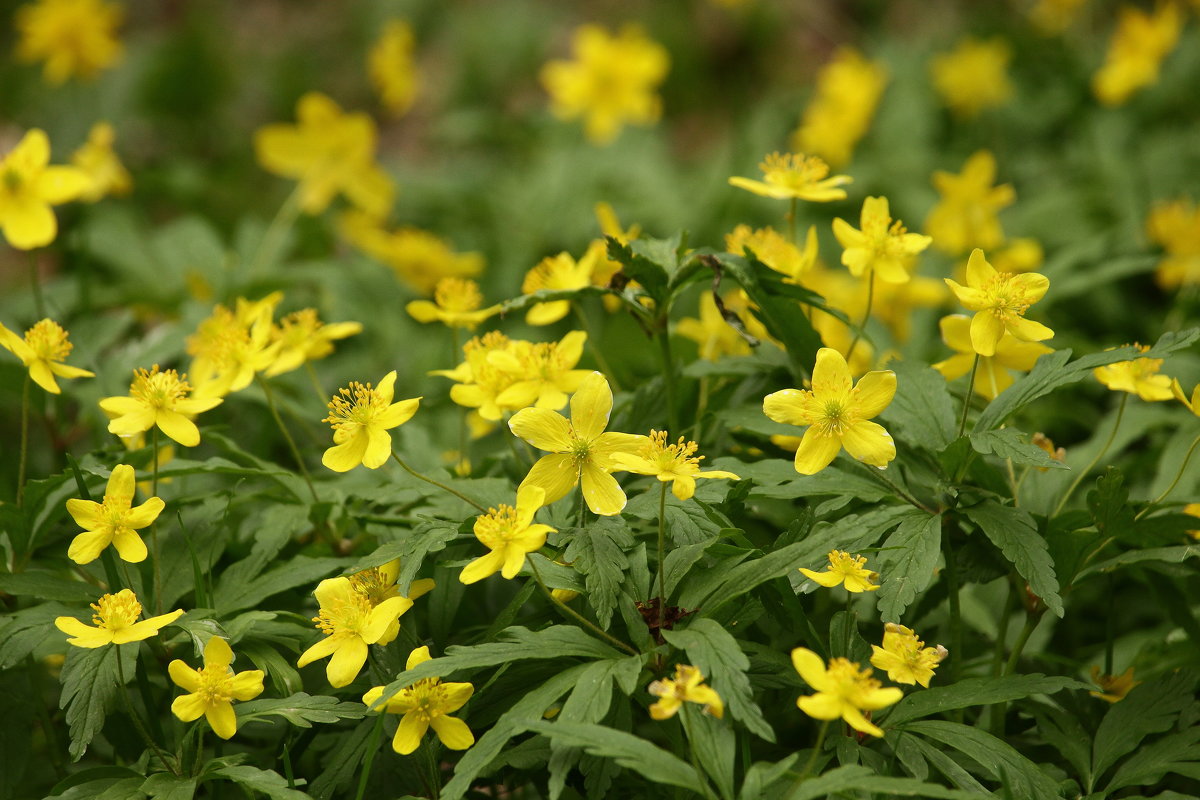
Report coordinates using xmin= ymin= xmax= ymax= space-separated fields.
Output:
xmin=903 ymin=721 xmax=1061 ymax=798
xmin=215 ymin=556 xmax=345 ymax=616
xmin=682 ymin=705 xmax=736 ymax=800
xmin=791 ymin=506 xmax=929 ymax=593
xmin=358 ymin=518 xmax=461 ymax=595
xmin=564 ymin=520 xmax=634 ymax=629
xmin=1105 ymin=726 xmax=1200 ymax=793
xmin=0 ymin=572 xmax=98 ymax=603
xmin=0 ymin=602 xmax=73 ymax=669
xmin=880 ymin=361 xmax=957 ymax=452
xmin=1028 ymin=702 xmax=1094 ymax=788
xmin=606 ymin=236 xmax=670 ymax=300
xmin=876 ymin=513 xmax=943 ymax=622
xmin=307 ymin=719 xmax=375 ymax=800
xmin=1093 ymin=670 xmax=1198 ymax=782
xmin=207 ymin=766 xmax=311 ymax=799
xmin=1087 ymin=468 xmax=1135 ymax=539
xmin=886 ymin=674 xmax=1087 ymax=727
xmin=969 ymin=429 xmax=1069 ymax=469
xmin=962 ymin=501 xmax=1064 ymax=617
xmin=739 ymin=754 xmax=799 ymax=800
xmin=523 ymin=720 xmax=705 ymax=793
xmin=236 ymin=693 xmax=366 ymax=728
xmin=548 ymin=658 xmax=631 ymax=800
xmin=1077 ymin=544 xmax=1200 ymax=579
xmin=60 ymin=643 xmax=137 ymax=760
xmin=239 ymin=640 xmax=303 ymax=698
xmin=662 ymin=618 xmax=774 ymax=742
xmin=664 ymin=537 xmax=717 ymax=599
xmin=784 ymin=764 xmax=989 ymax=799
xmin=140 ymin=774 xmax=197 ymax=800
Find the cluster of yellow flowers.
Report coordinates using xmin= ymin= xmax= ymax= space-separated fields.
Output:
xmin=1146 ymin=196 xmax=1200 ymax=289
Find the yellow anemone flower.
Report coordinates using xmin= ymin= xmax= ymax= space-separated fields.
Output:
xmin=648 ymin=664 xmax=724 ymax=720
xmin=489 ymin=331 xmax=593 ymax=413
xmin=944 ymin=248 xmax=1053 ymax=357
xmin=364 ymin=646 xmax=474 ymax=754
xmin=762 ymin=348 xmax=896 ymax=475
xmin=266 ymin=308 xmax=362 ymax=377
xmin=869 ymin=623 xmax=948 ymax=688
xmin=1146 ymin=197 xmax=1200 ymax=289
xmin=169 ymin=637 xmax=264 ymax=739
xmin=0 ymin=129 xmax=89 ymax=250
xmin=1172 ymin=379 xmax=1200 ymax=416
xmin=675 ymin=291 xmax=758 ymax=362
xmin=508 ymin=371 xmax=648 ymax=515
xmin=799 ymin=550 xmax=880 ymax=593
xmin=933 ymin=314 xmax=1053 ymax=399
xmin=728 ymin=152 xmax=852 ymax=202
xmin=929 ymin=37 xmax=1014 ymax=118
xmin=321 ymin=371 xmax=421 ymax=472
xmin=0 ymin=318 xmax=94 ymax=394
xmin=71 ymin=121 xmax=132 ymax=202
xmin=832 ymin=196 xmax=932 ymax=285
xmin=54 ymin=589 xmax=183 ymax=648
xmin=14 ymin=0 xmax=123 ymax=84
xmin=99 ymin=365 xmax=223 ymax=447
xmin=406 ymin=277 xmax=499 ymax=331
xmin=1089 ymin=666 xmax=1141 ymax=703
xmin=368 ymin=19 xmax=420 ymax=117
xmin=1093 ymin=345 xmax=1173 ymax=401
xmin=726 ymin=224 xmax=818 ymax=284
xmin=1092 ymin=3 xmax=1182 ymax=107
xmin=791 ymin=647 xmax=902 ymax=737
xmin=610 ymin=430 xmax=739 ymax=501
xmin=340 ymin=213 xmax=485 ymax=294
xmin=790 ymin=48 xmax=888 ymax=168
xmin=65 ymin=464 xmax=163 ymax=564
xmin=522 ymin=246 xmax=599 ymax=326
xmin=926 ymin=150 xmax=1014 ymax=256
xmin=186 ymin=301 xmax=282 ymax=397
xmin=460 ymin=485 xmax=555 ymax=584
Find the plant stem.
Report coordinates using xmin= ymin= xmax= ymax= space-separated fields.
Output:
xmin=1053 ymin=393 xmax=1127 ymax=517
xmin=528 ymin=558 xmax=639 ymax=656
xmin=577 ymin=478 xmax=587 ymax=527
xmin=26 ymin=656 xmax=66 ymax=779
xmin=150 ymin=427 xmax=163 ymax=614
xmin=991 ymin=578 xmax=1017 ymax=678
xmin=305 ymin=362 xmax=328 ymax=406
xmin=957 ymin=353 xmax=981 ymax=439
xmin=248 ymin=186 xmax=301 ymax=276
xmin=680 ymin=709 xmax=719 ymax=800
xmin=115 ymin=647 xmax=178 ymax=775
xmin=573 ymin=305 xmax=621 ymax=391
xmin=257 ymin=376 xmax=319 ymax=503
xmin=692 ymin=375 xmax=710 ymax=444
xmin=29 ymin=250 xmax=46 ymax=319
xmin=1135 ymin=431 xmax=1200 ymax=520
xmin=846 ymin=269 xmax=875 ymax=365
xmin=354 ymin=713 xmax=385 ymax=800
xmin=17 ymin=375 xmax=30 ymax=508
xmin=1104 ymin=574 xmax=1115 ymax=675
xmin=453 ymin=328 xmax=469 ymax=476
xmin=658 ymin=327 xmax=679 ymax=434
xmin=1003 ymin=612 xmax=1042 ymax=676
xmin=390 ymin=451 xmax=486 ymax=512
xmin=657 ymin=482 xmax=668 ymax=634
xmin=795 ymin=720 xmax=830 ymax=784
xmin=942 ymin=522 xmax=963 ymax=685
xmin=857 ymin=460 xmax=935 ymax=514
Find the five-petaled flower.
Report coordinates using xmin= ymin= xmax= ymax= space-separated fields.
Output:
xmin=869 ymin=623 xmax=948 ymax=687
xmin=648 ymin=664 xmax=724 ymax=720
xmin=1089 ymin=665 xmax=1140 ymax=703
xmin=763 ymin=348 xmax=897 ymax=475
xmin=799 ymin=550 xmax=880 ymax=593
xmin=406 ymin=278 xmax=499 ymax=330
xmin=100 ymin=365 xmax=223 ymax=447
xmin=322 ymin=370 xmax=421 ymax=472
xmin=944 ymin=248 xmax=1053 ymax=357
xmin=14 ymin=0 xmax=124 ymax=85
xmin=460 ymin=486 xmax=556 ymax=584
xmin=611 ymin=430 xmax=740 ymax=501
xmin=933 ymin=313 xmax=1053 ymax=399
xmin=363 ymin=646 xmax=474 ymax=754
xmin=1093 ymin=345 xmax=1173 ymax=401
xmin=54 ymin=588 xmax=183 ymax=648
xmin=0 ymin=129 xmax=89 ymax=250
xmin=0 ymin=318 xmax=94 ymax=394
xmin=791 ymin=647 xmax=902 ymax=737
xmin=65 ymin=464 xmax=163 ymax=564
xmin=728 ymin=152 xmax=852 ymax=202
xmin=169 ymin=636 xmax=264 ymax=739
xmin=832 ymin=196 xmax=932 ymax=285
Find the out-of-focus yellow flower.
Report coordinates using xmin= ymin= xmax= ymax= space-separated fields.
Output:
xmin=460 ymin=485 xmax=555 ymax=584
xmin=1146 ymin=197 xmax=1200 ymax=289
xmin=406 ymin=278 xmax=499 ymax=330
xmin=869 ymin=623 xmax=948 ymax=687
xmin=54 ymin=589 xmax=182 ymax=648
xmin=0 ymin=318 xmax=94 ymax=394
xmin=14 ymin=0 xmax=123 ymax=84
xmin=363 ymin=646 xmax=474 ymax=754
xmin=1090 ymin=665 xmax=1140 ymax=702
xmin=791 ymin=648 xmax=902 ymax=737
xmin=1172 ymin=378 xmax=1200 ymax=417
xmin=65 ymin=464 xmax=162 ymax=565
xmin=321 ymin=371 xmax=421 ymax=472
xmin=763 ymin=348 xmax=897 ymax=474
xmin=100 ymin=365 xmax=223 ymax=448
xmin=0 ymin=129 xmax=89 ymax=250
xmin=186 ymin=301 xmax=281 ymax=397
xmin=540 ymin=24 xmax=669 ymax=145
xmin=799 ymin=550 xmax=880 ymax=593
xmin=944 ymin=249 xmax=1053 ymax=357
xmin=611 ymin=430 xmax=739 ymax=501
xmin=726 ymin=224 xmax=817 ymax=284
xmin=832 ymin=196 xmax=932 ymax=285
xmin=1182 ymin=502 xmax=1200 ymax=539
xmin=340 ymin=212 xmax=485 ymax=294
xmin=1032 ymin=432 xmax=1067 ymax=472
xmin=522 ymin=244 xmax=601 ymax=326
xmin=1030 ymin=0 xmax=1089 ymax=34
xmin=990 ymin=238 xmax=1044 ymax=274
xmin=368 ymin=19 xmax=419 ymax=117
xmin=926 ymin=151 xmax=1014 ymax=256
xmin=648 ymin=664 xmax=724 ymax=720
xmin=1093 ymin=2 xmax=1182 ymax=107
xmin=1093 ymin=345 xmax=1173 ymax=401
xmin=930 ymin=37 xmax=1014 ymax=118
xmin=676 ymin=291 xmax=753 ymax=362
xmin=509 ymin=371 xmax=648 ymax=515
xmin=933 ymin=314 xmax=1053 ymax=399
xmin=266 ymin=309 xmax=362 ymax=377
xmin=71 ymin=122 xmax=131 ymax=202
xmin=728 ymin=152 xmax=851 ymax=202
xmin=169 ymin=637 xmax=264 ymax=740
xmin=255 ymin=92 xmax=394 ymax=217
xmin=592 ymin=202 xmax=640 ymax=310
xmin=791 ymin=48 xmax=888 ymax=168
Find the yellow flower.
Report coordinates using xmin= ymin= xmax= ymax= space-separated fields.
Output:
xmin=54 ymin=588 xmax=182 ymax=648
xmin=799 ymin=550 xmax=880 ymax=593
xmin=1031 ymin=433 xmax=1066 ymax=471
xmin=944 ymin=248 xmax=1053 ymax=357
xmin=522 ymin=246 xmax=600 ymax=326
xmin=406 ymin=277 xmax=499 ymax=330
xmin=1089 ymin=666 xmax=1140 ymax=703
xmin=14 ymin=0 xmax=123 ymax=85
xmin=65 ymin=464 xmax=162 ymax=565
xmin=832 ymin=196 xmax=932 ymax=285
xmin=675 ymin=291 xmax=763 ymax=362
xmin=592 ymin=203 xmax=640 ymax=310
xmin=926 ymin=150 xmax=1014 ymax=256
xmin=1146 ymin=197 xmax=1200 ymax=289
xmin=540 ymin=24 xmax=669 ymax=145
xmin=726 ymin=224 xmax=818 ymax=285
xmin=321 ymin=371 xmax=421 ymax=472
xmin=255 ymin=92 xmax=394 ymax=217
xmin=1030 ymin=0 xmax=1088 ymax=34
xmin=728 ymin=152 xmax=851 ymax=202
xmin=0 ymin=318 xmax=94 ymax=394
xmin=266 ymin=309 xmax=362 ymax=377
xmin=460 ymin=486 xmax=555 ymax=584
xmin=340 ymin=213 xmax=485 ymax=294
xmin=1093 ymin=3 xmax=1182 ymax=107
xmin=509 ymin=371 xmax=648 ymax=515
xmin=611 ymin=430 xmax=739 ymax=501
xmin=169 ymin=636 xmax=264 ymax=739
xmin=368 ymin=19 xmax=419 ymax=117
xmin=929 ymin=37 xmax=1014 ymax=118
xmin=0 ymin=129 xmax=89 ymax=250
xmin=100 ymin=365 xmax=223 ymax=447
xmin=363 ymin=646 xmax=474 ymax=754
xmin=648 ymin=664 xmax=724 ymax=720
xmin=1182 ymin=502 xmax=1200 ymax=540
xmin=1093 ymin=345 xmax=1173 ymax=401
xmin=933 ymin=314 xmax=1053 ymax=399
xmin=1172 ymin=378 xmax=1200 ymax=417
xmin=990 ymin=238 xmax=1045 ymax=274
xmin=298 ymin=561 xmax=435 ymax=688
xmin=791 ymin=648 xmax=902 ymax=737
xmin=763 ymin=348 xmax=896 ymax=474
xmin=71 ymin=121 xmax=131 ymax=202
xmin=186 ymin=301 xmax=281 ymax=397
xmin=790 ymin=47 xmax=887 ymax=168
xmin=869 ymin=623 xmax=948 ymax=688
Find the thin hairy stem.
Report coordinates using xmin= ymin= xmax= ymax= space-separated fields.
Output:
xmin=390 ymin=451 xmax=486 ymax=512
xmin=1054 ymin=393 xmax=1128 ymax=517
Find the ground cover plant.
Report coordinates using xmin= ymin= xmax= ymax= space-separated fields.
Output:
xmin=2 ymin=1 xmax=1200 ymax=798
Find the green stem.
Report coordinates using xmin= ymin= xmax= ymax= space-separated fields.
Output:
xmin=257 ymin=376 xmax=320 ymax=503
xmin=116 ymin=647 xmax=178 ymax=775
xmin=957 ymin=353 xmax=981 ymax=439
xmin=354 ymin=713 xmax=385 ymax=800
xmin=1003 ymin=612 xmax=1042 ymax=677
xmin=991 ymin=578 xmax=1017 ymax=678
xmin=528 ymin=558 xmax=639 ymax=656
xmin=943 ymin=523 xmax=963 ymax=686
xmin=573 ymin=305 xmax=622 ymax=391
xmin=248 ymin=186 xmax=301 ymax=276
xmin=150 ymin=427 xmax=162 ymax=614
xmin=26 ymin=656 xmax=65 ymax=780
xmin=857 ymin=460 xmax=935 ymax=514
xmin=657 ymin=482 xmax=668 ymax=634
xmin=679 ymin=709 xmax=719 ymax=800
xmin=390 ymin=451 xmax=486 ymax=512
xmin=305 ymin=362 xmax=328 ymax=406
xmin=658 ymin=326 xmax=679 ymax=434
xmin=846 ymin=268 xmax=874 ymax=365
xmin=1135 ymin=431 xmax=1200 ymax=520
xmin=577 ymin=477 xmax=588 ymax=527
xmin=1104 ymin=574 xmax=1115 ymax=675
xmin=795 ymin=720 xmax=830 ymax=784
xmin=1053 ymin=393 xmax=1128 ymax=517
xmin=29 ymin=250 xmax=46 ymax=319
xmin=692 ymin=375 xmax=710 ymax=444
xmin=17 ymin=375 xmax=30 ymax=508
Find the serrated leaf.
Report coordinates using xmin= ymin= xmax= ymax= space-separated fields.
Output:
xmin=60 ymin=643 xmax=137 ymax=761
xmin=606 ymin=236 xmax=670 ymax=299
xmin=969 ymin=429 xmax=1069 ymax=469
xmin=1093 ymin=671 xmax=1199 ymax=782
xmin=358 ymin=519 xmax=461 ymax=595
xmin=1105 ymin=726 xmax=1200 ymax=792
xmin=215 ymin=556 xmax=345 ymax=616
xmin=904 ymin=721 xmax=1061 ymax=798
xmin=1077 ymin=544 xmax=1200 ymax=579
xmin=1028 ymin=702 xmax=1094 ymax=787
xmin=876 ymin=513 xmax=943 ymax=622
xmin=548 ymin=658 xmax=626 ymax=800
xmin=208 ymin=766 xmax=311 ymax=799
xmin=564 ymin=521 xmax=634 ymax=629
xmin=739 ymin=754 xmax=799 ymax=800
xmin=0 ymin=573 xmax=99 ymax=603
xmin=1088 ymin=467 xmax=1134 ymax=538
xmin=880 ymin=361 xmax=957 ymax=452
xmin=140 ymin=774 xmax=197 ymax=800
xmin=886 ymin=674 xmax=1086 ymax=727
xmin=682 ymin=705 xmax=736 ymax=800
xmin=962 ymin=501 xmax=1063 ymax=617
xmin=785 ymin=764 xmax=988 ymax=799
xmin=0 ymin=602 xmax=73 ymax=669
xmin=236 ymin=692 xmax=366 ymax=728
xmin=524 ymin=720 xmax=704 ymax=793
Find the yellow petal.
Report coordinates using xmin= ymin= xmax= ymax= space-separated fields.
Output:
xmin=580 ymin=461 xmax=626 ymax=515
xmin=323 ymin=431 xmax=369 ymax=472
xmin=569 ymin=371 xmax=612 ymax=441
xmin=363 ymin=426 xmax=393 ymax=470
xmin=363 ymin=596 xmax=414 ymax=643
xmin=392 ymin=713 xmax=429 ymax=755
xmin=206 ymin=701 xmax=238 ymax=740
xmin=125 ymin=497 xmax=165 ymax=529
xmin=28 ymin=360 xmax=61 ymax=393
xmin=1 ymin=197 xmax=57 ymax=250
xmin=67 ymin=530 xmax=109 ymax=565
xmin=965 ymin=248 xmax=995 ymax=287
xmin=763 ymin=389 xmax=817 ymax=427
xmin=519 ymin=453 xmax=579 ymax=505
xmin=376 ymin=370 xmax=398 ymax=405
xmin=231 ymin=670 xmax=265 ymax=701
xmin=326 ymin=637 xmax=368 ymax=687
xmin=841 ymin=706 xmax=885 ymax=737
xmin=797 ymin=693 xmax=845 ymax=721
xmin=439 ymin=681 xmax=475 ymax=713
xmin=793 ymin=428 xmax=842 ymax=475
xmin=169 ymin=660 xmax=202 ymax=693
xmin=204 ymin=636 xmax=234 ymax=669
xmin=509 ymin=407 xmax=573 ymax=452
xmin=430 ymin=715 xmax=474 ymax=750
xmin=460 ymin=549 xmax=506 ymax=585
xmin=55 ymin=616 xmax=111 ymax=648
xmin=1006 ymin=317 xmax=1054 ymax=343
xmin=811 ymin=348 xmax=852 ymax=397
xmin=969 ymin=312 xmax=1004 ymax=357
xmin=799 ymin=567 xmax=845 ymax=588
xmin=110 ymin=529 xmax=148 ymax=563
xmin=406 ymin=645 xmax=432 ymax=670
xmin=852 ymin=370 xmax=895 ymax=418
xmin=377 ymin=397 xmax=420 ymax=429
xmin=839 ymin=421 xmax=896 ymax=468
xmin=156 ymin=410 xmax=201 ymax=447
xmin=171 ymin=693 xmax=207 ymax=723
